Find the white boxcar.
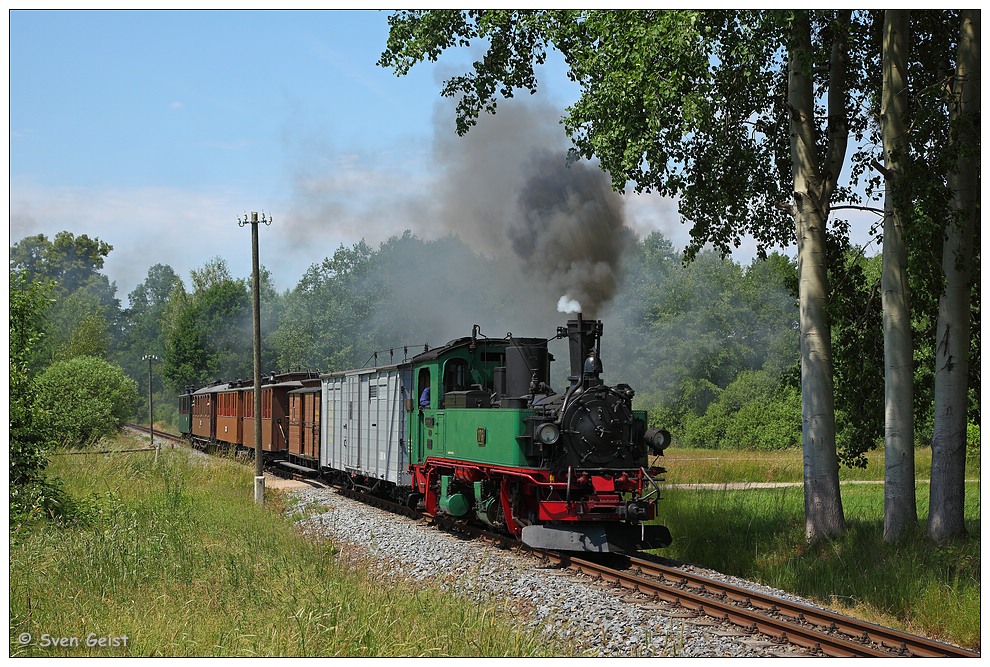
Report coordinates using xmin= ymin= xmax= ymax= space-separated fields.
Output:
xmin=321 ymin=365 xmax=412 ymax=486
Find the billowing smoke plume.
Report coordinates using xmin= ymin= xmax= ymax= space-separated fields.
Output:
xmin=430 ymin=101 xmax=630 ymax=321
xmin=282 ymin=98 xmax=633 ymax=344
xmin=509 ymin=149 xmax=626 ymax=318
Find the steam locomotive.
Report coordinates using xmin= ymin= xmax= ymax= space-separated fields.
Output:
xmin=178 ymin=316 xmax=672 ymax=553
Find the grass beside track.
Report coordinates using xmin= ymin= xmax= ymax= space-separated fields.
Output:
xmin=655 ymin=447 xmax=981 ymax=651
xmin=11 ymin=437 xmax=979 ymax=655
xmin=9 ymin=436 xmax=570 ymax=658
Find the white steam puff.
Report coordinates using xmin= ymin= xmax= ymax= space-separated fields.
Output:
xmin=557 ymin=295 xmax=582 ymax=314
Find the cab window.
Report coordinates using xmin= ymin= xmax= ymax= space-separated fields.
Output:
xmin=443 ymin=358 xmax=469 ymax=393
xmin=417 ymin=368 xmax=432 ymax=408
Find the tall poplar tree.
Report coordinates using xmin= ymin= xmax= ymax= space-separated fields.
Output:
xmin=928 ymin=9 xmax=979 ymax=543
xmin=879 ymin=10 xmax=917 ymax=542
xmin=785 ymin=10 xmax=850 ymax=540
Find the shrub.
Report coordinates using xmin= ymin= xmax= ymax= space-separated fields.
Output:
xmin=724 ymin=386 xmax=802 ymax=450
xmin=678 ymin=370 xmax=801 ymax=450
xmin=9 ymin=271 xmax=62 ymax=524
xmin=32 ymin=356 xmax=138 ymax=448
xmin=966 ymin=422 xmax=980 ymax=460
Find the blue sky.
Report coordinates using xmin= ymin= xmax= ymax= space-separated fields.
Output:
xmin=9 ymin=9 xmax=706 ymax=301
xmin=12 ymin=10 xmax=440 ymax=190
xmin=11 ymin=10 xmax=457 ymax=295
xmin=10 ymin=9 xmax=855 ymax=303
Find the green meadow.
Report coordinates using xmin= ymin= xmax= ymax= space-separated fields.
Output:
xmin=9 ymin=438 xmax=568 ymax=657
xmin=656 ymin=447 xmax=980 ymax=650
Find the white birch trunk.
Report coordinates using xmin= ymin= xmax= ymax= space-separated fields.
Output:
xmin=880 ymin=10 xmax=917 ymax=543
xmin=928 ymin=9 xmax=979 ymax=543
xmin=788 ymin=12 xmax=847 ymax=541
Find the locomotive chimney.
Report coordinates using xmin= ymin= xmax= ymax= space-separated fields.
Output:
xmin=566 ymin=316 xmax=603 ymax=389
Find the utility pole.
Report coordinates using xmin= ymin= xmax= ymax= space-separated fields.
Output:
xmin=142 ymin=354 xmax=159 ymax=461
xmin=238 ymin=211 xmax=271 ymax=505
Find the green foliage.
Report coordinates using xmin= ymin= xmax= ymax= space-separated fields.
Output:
xmin=270 ymin=233 xmax=508 ymax=374
xmin=10 ymin=231 xmax=113 ymax=291
xmin=966 ymin=422 xmax=980 ymax=461
xmin=47 ymin=289 xmax=112 ymax=361
xmin=608 ymin=234 xmax=800 ymax=443
xmin=381 ymin=10 xmax=557 ymax=137
xmin=8 ymin=270 xmax=64 ymax=523
xmin=10 ymin=231 xmax=122 ymax=365
xmin=271 ymin=241 xmax=379 ymax=371
xmin=679 ymin=370 xmax=801 ymax=450
xmin=162 ymin=258 xmax=253 ymax=391
xmin=122 ymin=264 xmax=183 ymax=365
xmin=32 ymin=356 xmax=138 ymax=449
xmin=118 ymin=264 xmax=183 ymax=420
xmin=828 ymin=246 xmax=884 ymax=468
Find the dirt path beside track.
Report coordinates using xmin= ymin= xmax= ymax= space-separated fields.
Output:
xmin=669 ymin=479 xmax=978 ymax=490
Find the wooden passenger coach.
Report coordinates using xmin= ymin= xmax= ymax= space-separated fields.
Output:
xmin=216 ymin=384 xmax=246 ymax=447
xmin=190 ymin=382 xmax=229 ymax=445
xmin=288 ymin=379 xmax=322 ymax=463
xmin=241 ymin=371 xmax=320 ymax=454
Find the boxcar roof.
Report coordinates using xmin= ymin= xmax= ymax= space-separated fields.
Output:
xmin=322 ymin=363 xmax=402 ymax=379
xmin=192 ymin=383 xmax=231 ymax=395
xmin=288 ymin=385 xmax=322 ymax=395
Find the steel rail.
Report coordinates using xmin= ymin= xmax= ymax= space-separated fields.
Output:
xmin=323 ymin=488 xmax=978 ymax=657
xmin=540 ymin=551 xmax=979 ymax=658
xmin=125 ymin=423 xmax=183 ymax=442
xmin=624 ymin=555 xmax=979 ymax=658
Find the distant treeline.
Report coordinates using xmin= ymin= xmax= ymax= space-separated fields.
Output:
xmin=9 ymin=229 xmax=981 ymax=466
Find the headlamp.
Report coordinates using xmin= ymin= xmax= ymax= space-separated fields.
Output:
xmin=536 ymin=422 xmax=561 ymax=445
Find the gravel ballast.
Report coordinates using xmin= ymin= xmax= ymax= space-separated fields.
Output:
xmin=288 ymin=485 xmax=820 ymax=657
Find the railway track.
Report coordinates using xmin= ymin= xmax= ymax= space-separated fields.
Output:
xmin=123 ymin=423 xmax=979 ymax=657
xmin=321 ymin=488 xmax=979 ymax=658
xmin=320 ymin=487 xmax=979 ymax=657
xmin=538 ymin=551 xmax=979 ymax=658
xmin=126 ymin=423 xmax=184 ymax=444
